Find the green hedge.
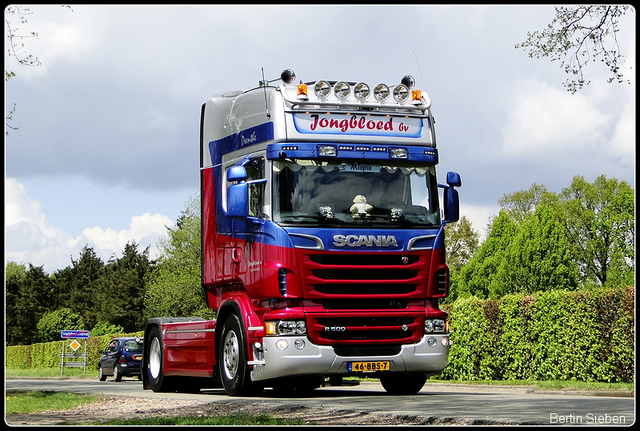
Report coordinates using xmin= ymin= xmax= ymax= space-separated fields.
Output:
xmin=6 ymin=332 xmax=143 ymax=372
xmin=443 ymin=286 xmax=634 ymax=383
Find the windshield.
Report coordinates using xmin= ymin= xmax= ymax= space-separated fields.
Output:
xmin=273 ymin=159 xmax=441 ymax=227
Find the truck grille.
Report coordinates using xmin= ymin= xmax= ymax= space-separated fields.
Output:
xmin=304 ymin=252 xmax=426 ymax=298
xmin=298 ymin=250 xmax=431 ymax=345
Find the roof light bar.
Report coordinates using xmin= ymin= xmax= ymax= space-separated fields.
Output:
xmin=278 ymin=70 xmax=428 ymax=108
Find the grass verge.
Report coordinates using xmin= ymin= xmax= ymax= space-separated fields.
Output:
xmin=5 ymin=390 xmax=103 ymax=415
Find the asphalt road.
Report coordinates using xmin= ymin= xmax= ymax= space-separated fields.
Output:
xmin=6 ymin=377 xmax=635 ymax=425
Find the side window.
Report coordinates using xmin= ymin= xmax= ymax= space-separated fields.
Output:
xmin=245 ymin=157 xmax=265 ymax=218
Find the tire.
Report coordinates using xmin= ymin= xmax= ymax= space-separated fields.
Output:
xmin=271 ymin=376 xmax=322 ymax=395
xmin=147 ymin=326 xmax=175 ymax=392
xmin=98 ymin=366 xmax=107 ymax=381
xmin=113 ymin=365 xmax=122 ymax=382
xmin=219 ymin=314 xmax=256 ymax=396
xmin=380 ymin=374 xmax=427 ymax=395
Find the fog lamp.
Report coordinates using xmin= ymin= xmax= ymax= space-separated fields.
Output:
xmin=318 ymin=145 xmax=337 ymax=157
xmin=275 ymin=339 xmax=289 ymax=350
xmin=294 ymin=339 xmax=305 ymax=350
xmin=390 ymin=148 xmax=408 ymax=159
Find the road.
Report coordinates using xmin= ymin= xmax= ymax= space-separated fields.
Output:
xmin=6 ymin=377 xmax=635 ymax=425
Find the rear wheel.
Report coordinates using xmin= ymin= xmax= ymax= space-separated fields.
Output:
xmin=380 ymin=374 xmax=427 ymax=395
xmin=219 ymin=314 xmax=257 ymax=396
xmin=147 ymin=326 xmax=175 ymax=392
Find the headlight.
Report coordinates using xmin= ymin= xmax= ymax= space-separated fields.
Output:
xmin=314 ymin=80 xmax=331 ymax=99
xmin=373 ymin=83 xmax=390 ymax=101
xmin=334 ymin=81 xmax=351 ymax=100
xmin=354 ymin=82 xmax=370 ymax=101
xmin=266 ymin=320 xmax=307 ymax=336
xmin=425 ymin=319 xmax=447 ymax=334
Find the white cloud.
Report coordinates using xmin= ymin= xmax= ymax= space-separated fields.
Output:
xmin=502 ymin=79 xmax=611 ymax=160
xmin=460 ymin=202 xmax=499 ymax=242
xmin=5 ymin=178 xmax=173 ymax=273
xmin=81 ymin=212 xmax=173 ymax=261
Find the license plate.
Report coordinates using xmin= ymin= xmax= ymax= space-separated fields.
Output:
xmin=348 ymin=361 xmax=390 ymax=373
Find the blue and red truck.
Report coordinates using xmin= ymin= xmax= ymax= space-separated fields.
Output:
xmin=142 ymin=69 xmax=462 ymax=396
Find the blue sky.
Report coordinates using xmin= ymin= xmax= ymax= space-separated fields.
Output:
xmin=5 ymin=5 xmax=636 ymax=273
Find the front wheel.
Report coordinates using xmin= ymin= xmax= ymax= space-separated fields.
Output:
xmin=98 ymin=366 xmax=107 ymax=381
xmin=147 ymin=326 xmax=175 ymax=392
xmin=219 ymin=314 xmax=257 ymax=396
xmin=380 ymin=374 xmax=427 ymax=395
xmin=113 ymin=365 xmax=122 ymax=382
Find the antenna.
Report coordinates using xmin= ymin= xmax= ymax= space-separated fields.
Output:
xmin=261 ymin=67 xmax=271 ymax=119
xmin=413 ymin=51 xmax=427 ymax=89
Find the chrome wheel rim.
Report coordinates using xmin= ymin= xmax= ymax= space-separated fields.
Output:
xmin=223 ymin=330 xmax=239 ymax=380
xmin=149 ymin=337 xmax=161 ymax=379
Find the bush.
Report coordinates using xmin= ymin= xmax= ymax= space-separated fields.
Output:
xmin=91 ymin=321 xmax=125 ymax=337
xmin=36 ymin=308 xmax=84 ymax=343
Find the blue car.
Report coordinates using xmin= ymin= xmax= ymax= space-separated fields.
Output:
xmin=98 ymin=337 xmax=143 ymax=381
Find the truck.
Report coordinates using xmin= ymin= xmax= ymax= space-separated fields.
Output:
xmin=141 ymin=68 xmax=462 ymax=396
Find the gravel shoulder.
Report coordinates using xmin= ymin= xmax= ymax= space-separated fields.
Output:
xmin=5 ymin=394 xmax=465 ymax=426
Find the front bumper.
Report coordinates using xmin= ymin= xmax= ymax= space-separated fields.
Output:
xmin=250 ymin=334 xmax=449 ymax=382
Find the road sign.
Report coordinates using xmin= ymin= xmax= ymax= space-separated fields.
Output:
xmin=69 ymin=339 xmax=82 ymax=351
xmin=61 ymin=330 xmax=90 ymax=339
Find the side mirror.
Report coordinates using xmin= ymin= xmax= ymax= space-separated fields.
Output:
xmin=227 ymin=182 xmax=249 ymax=219
xmin=227 ymin=165 xmax=247 ymax=182
xmin=446 ymin=171 xmax=461 ymax=187
xmin=443 ymin=171 xmax=461 ymax=223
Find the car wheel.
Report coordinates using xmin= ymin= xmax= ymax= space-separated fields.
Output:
xmin=113 ymin=365 xmax=122 ymax=382
xmin=98 ymin=366 xmax=107 ymax=381
xmin=147 ymin=326 xmax=175 ymax=392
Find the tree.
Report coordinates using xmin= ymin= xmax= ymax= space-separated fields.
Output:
xmin=515 ymin=5 xmax=632 ymax=93
xmin=456 ymin=211 xmax=519 ymax=300
xmin=557 ymin=175 xmax=634 ymax=288
xmin=498 ymin=183 xmax=549 ymax=224
xmin=144 ymin=195 xmax=214 ymax=320
xmin=96 ymin=241 xmax=153 ymax=332
xmin=6 ymin=264 xmax=52 ymax=345
xmin=5 ymin=262 xmax=27 ymax=345
xmin=37 ymin=308 xmax=84 ymax=343
xmin=63 ymin=246 xmax=106 ymax=330
xmin=495 ymin=204 xmax=578 ymax=297
xmin=445 ymin=216 xmax=480 ymax=273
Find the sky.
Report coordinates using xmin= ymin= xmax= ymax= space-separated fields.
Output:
xmin=5 ymin=5 xmax=636 ymax=274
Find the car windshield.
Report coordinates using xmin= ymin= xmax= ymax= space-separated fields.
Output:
xmin=273 ymin=159 xmax=441 ymax=227
xmin=123 ymin=340 xmax=143 ymax=353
